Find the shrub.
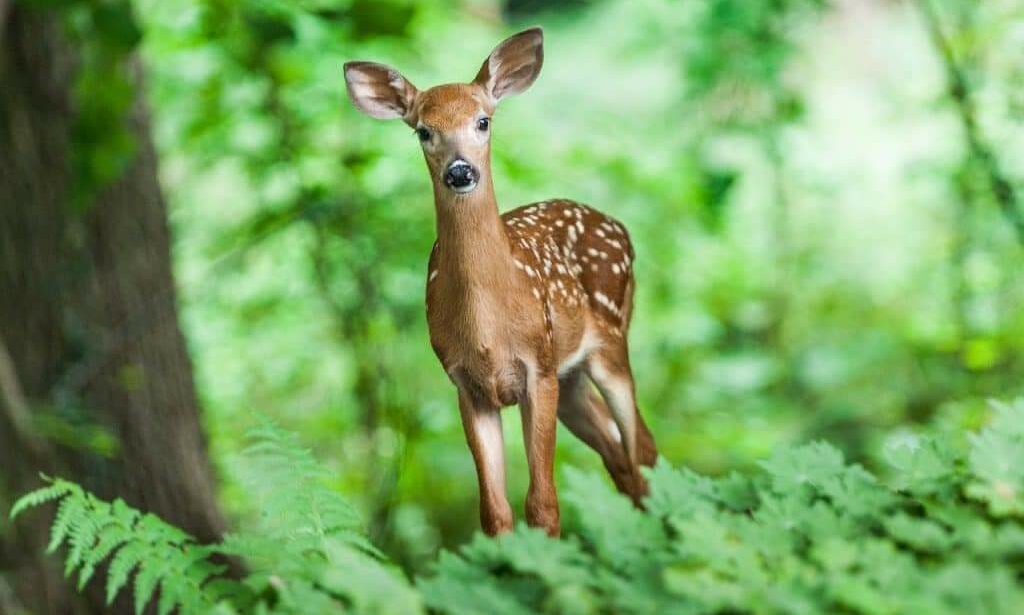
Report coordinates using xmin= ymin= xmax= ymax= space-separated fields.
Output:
xmin=12 ymin=401 xmax=1024 ymax=614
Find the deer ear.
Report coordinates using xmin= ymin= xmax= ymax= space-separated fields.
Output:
xmin=344 ymin=61 xmax=419 ymax=125
xmin=473 ymin=27 xmax=544 ymax=104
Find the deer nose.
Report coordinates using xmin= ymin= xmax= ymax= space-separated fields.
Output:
xmin=444 ymin=159 xmax=478 ymax=192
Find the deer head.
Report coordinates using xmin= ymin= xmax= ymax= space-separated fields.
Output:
xmin=344 ymin=28 xmax=544 ymax=199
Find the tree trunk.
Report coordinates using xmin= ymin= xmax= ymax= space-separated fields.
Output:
xmin=0 ymin=5 xmax=225 ymax=614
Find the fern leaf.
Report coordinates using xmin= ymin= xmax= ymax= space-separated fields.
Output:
xmin=137 ymin=513 xmax=190 ymax=546
xmin=132 ymin=551 xmax=171 ymax=614
xmin=157 ymin=580 xmax=178 ymax=615
xmin=77 ymin=524 xmax=132 ymax=590
xmin=9 ymin=479 xmax=75 ymax=519
xmin=48 ymin=493 xmax=85 ymax=554
xmin=106 ymin=541 xmax=147 ymax=605
xmin=65 ymin=497 xmax=102 ymax=577
xmin=110 ymin=498 xmax=141 ymax=527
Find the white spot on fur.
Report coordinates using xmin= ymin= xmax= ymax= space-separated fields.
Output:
xmin=594 ymin=291 xmax=621 ymax=315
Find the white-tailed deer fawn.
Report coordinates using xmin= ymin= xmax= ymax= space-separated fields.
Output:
xmin=345 ymin=27 xmax=657 ymax=536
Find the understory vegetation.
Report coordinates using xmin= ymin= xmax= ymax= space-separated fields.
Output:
xmin=13 ymin=399 xmax=1024 ymax=614
xmin=4 ymin=0 xmax=1024 ymax=612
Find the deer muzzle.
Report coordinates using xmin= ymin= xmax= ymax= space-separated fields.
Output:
xmin=444 ymin=159 xmax=478 ymax=193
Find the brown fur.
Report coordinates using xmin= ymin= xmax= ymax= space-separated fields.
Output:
xmin=346 ymin=28 xmax=657 ymax=537
xmin=417 ymin=85 xmax=491 ymax=132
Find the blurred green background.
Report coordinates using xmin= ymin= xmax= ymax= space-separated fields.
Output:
xmin=5 ymin=0 xmax=1024 ymax=585
xmin=147 ymin=0 xmax=1024 ymax=568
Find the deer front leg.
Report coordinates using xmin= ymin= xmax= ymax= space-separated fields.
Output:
xmin=520 ymin=368 xmax=560 ymax=536
xmin=457 ymin=387 xmax=513 ymax=535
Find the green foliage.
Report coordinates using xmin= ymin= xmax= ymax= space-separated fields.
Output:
xmin=10 ymin=421 xmax=418 ymax=615
xmin=13 ymin=401 xmax=1024 ymax=614
xmin=7 ymin=0 xmax=1024 ymax=608
xmin=965 ymin=400 xmax=1024 ymax=515
xmin=679 ymin=0 xmax=826 ymax=128
xmin=225 ymin=420 xmax=376 ymax=556
xmin=421 ymin=399 xmax=1024 ymax=615
xmin=129 ymin=0 xmax=1024 ymax=563
xmin=10 ymin=479 xmax=225 ymax=614
xmin=25 ymin=0 xmax=1021 ymax=583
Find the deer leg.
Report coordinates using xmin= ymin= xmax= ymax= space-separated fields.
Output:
xmin=457 ymin=387 xmax=513 ymax=536
xmin=520 ymin=369 xmax=560 ymax=536
xmin=586 ymin=345 xmax=658 ymax=501
xmin=635 ymin=407 xmax=658 ymax=468
xmin=557 ymin=369 xmax=645 ymax=504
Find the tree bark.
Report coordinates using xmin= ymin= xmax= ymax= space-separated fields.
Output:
xmin=0 ymin=6 xmax=225 ymax=614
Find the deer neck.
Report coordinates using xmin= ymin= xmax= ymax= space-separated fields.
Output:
xmin=433 ymin=176 xmax=513 ymax=294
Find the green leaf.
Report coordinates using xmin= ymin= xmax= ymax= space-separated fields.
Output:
xmin=8 ymin=478 xmax=73 ymax=520
xmin=758 ymin=441 xmax=846 ymax=496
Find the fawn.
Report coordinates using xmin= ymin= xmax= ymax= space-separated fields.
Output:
xmin=344 ymin=27 xmax=657 ymax=536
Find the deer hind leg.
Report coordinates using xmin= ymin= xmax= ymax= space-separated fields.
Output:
xmin=584 ymin=343 xmax=658 ymax=501
xmin=557 ymin=369 xmax=647 ymax=504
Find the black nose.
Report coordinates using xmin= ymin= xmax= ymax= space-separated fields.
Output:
xmin=444 ymin=160 xmax=477 ymax=190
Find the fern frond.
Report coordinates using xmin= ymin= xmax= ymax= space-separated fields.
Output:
xmin=133 ymin=552 xmax=172 ymax=614
xmin=105 ymin=541 xmax=147 ymax=605
xmin=157 ymin=581 xmax=178 ymax=615
xmin=10 ymin=475 xmax=236 ymax=614
xmin=48 ymin=492 xmax=85 ymax=553
xmin=9 ymin=477 xmax=77 ymax=519
xmin=231 ymin=419 xmax=370 ymax=556
xmin=77 ymin=523 xmax=131 ymax=590
xmin=65 ymin=495 xmax=102 ymax=576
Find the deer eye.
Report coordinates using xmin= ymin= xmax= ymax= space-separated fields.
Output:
xmin=476 ymin=117 xmax=490 ymax=132
xmin=416 ymin=127 xmax=431 ymax=142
